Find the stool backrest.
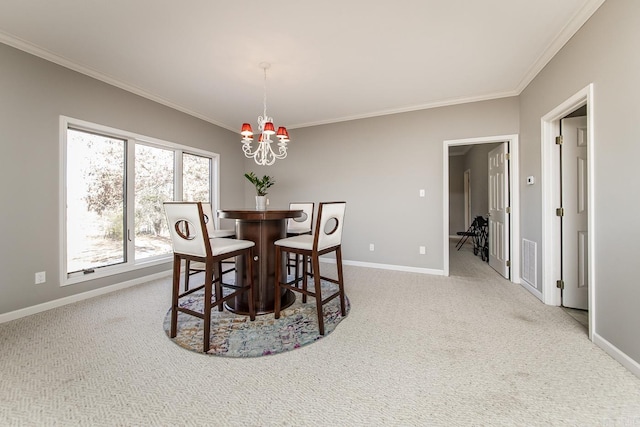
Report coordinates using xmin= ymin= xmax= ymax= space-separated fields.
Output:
xmin=201 ymin=202 xmax=217 ymax=236
xmin=288 ymin=202 xmax=314 ymax=233
xmin=314 ymin=202 xmax=346 ymax=251
xmin=163 ymin=202 xmax=210 ymax=258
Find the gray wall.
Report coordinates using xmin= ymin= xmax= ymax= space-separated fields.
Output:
xmin=0 ymin=43 xmax=245 ymax=314
xmin=247 ymin=99 xmax=519 ymax=270
xmin=519 ymin=0 xmax=640 ymax=362
xmin=448 ymin=155 xmax=466 ymax=235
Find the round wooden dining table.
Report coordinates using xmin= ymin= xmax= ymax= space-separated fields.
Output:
xmin=218 ymin=208 xmax=303 ymax=315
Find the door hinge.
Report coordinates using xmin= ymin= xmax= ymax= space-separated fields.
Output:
xmin=506 ymin=260 xmax=511 ymax=267
xmin=556 ymin=280 xmax=565 ymax=289
xmin=506 ymin=206 xmax=511 ymax=214
xmin=505 ymin=153 xmax=511 ymax=160
xmin=556 ymin=207 xmax=564 ymax=217
xmin=555 ymin=135 xmax=563 ymax=145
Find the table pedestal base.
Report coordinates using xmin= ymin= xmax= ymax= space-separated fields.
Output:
xmin=217 ymin=208 xmax=304 ymax=317
xmin=225 ymin=289 xmax=296 ymax=316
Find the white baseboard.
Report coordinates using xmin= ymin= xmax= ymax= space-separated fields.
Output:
xmin=0 ymin=270 xmax=171 ymax=324
xmin=593 ymin=332 xmax=640 ymax=380
xmin=322 ymin=257 xmax=444 ymax=276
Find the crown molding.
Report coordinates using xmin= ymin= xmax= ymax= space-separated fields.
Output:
xmin=514 ymin=0 xmax=607 ymax=93
xmin=0 ymin=30 xmax=236 ymax=132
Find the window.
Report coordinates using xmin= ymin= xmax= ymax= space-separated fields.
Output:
xmin=134 ymin=144 xmax=174 ymax=260
xmin=182 ymin=153 xmax=211 ymax=202
xmin=61 ymin=117 xmax=219 ymax=285
xmin=66 ymin=129 xmax=126 ymax=273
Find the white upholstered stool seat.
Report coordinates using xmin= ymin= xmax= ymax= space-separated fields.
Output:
xmin=209 ymin=237 xmax=253 ymax=254
xmin=189 ymin=238 xmax=252 ymax=271
xmin=275 ymin=234 xmax=337 ymax=252
xmin=209 ymin=229 xmax=236 ymax=238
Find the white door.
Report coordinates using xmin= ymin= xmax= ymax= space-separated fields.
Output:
xmin=488 ymin=143 xmax=510 ymax=278
xmin=561 ymin=116 xmax=589 ymax=310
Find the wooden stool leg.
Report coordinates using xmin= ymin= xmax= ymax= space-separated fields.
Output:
xmin=336 ymin=247 xmax=346 ymax=316
xmin=274 ymin=246 xmax=282 ymax=319
xmin=246 ymin=249 xmax=256 ymax=321
xmin=294 ymin=253 xmax=300 ymax=285
xmin=170 ymin=255 xmax=181 ymax=338
xmin=312 ymin=256 xmax=324 ymax=335
xmin=302 ymin=254 xmax=308 ymax=303
xmin=203 ymin=267 xmax=213 ymax=353
xmin=184 ymin=259 xmax=191 ymax=291
xmin=214 ymin=262 xmax=223 ymax=312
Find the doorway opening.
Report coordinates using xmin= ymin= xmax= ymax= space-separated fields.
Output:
xmin=541 ymin=84 xmax=594 ymax=341
xmin=442 ymin=134 xmax=520 ymax=284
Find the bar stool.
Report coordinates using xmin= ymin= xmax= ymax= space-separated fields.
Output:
xmin=164 ymin=202 xmax=255 ymax=353
xmin=274 ymin=202 xmax=347 ymax=335
xmin=185 ymin=202 xmax=236 ymax=290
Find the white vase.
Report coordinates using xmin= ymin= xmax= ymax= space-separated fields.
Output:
xmin=255 ymin=195 xmax=267 ymax=210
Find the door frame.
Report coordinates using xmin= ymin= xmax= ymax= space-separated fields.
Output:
xmin=442 ymin=134 xmax=520 ymax=283
xmin=541 ymin=84 xmax=594 ymax=340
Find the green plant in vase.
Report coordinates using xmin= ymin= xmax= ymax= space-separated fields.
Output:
xmin=245 ymin=172 xmax=275 ymax=209
xmin=244 ymin=172 xmax=275 ymax=196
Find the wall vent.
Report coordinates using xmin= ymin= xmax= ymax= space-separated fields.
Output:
xmin=521 ymin=239 xmax=537 ymax=287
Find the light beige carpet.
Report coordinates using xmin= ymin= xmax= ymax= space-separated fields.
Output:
xmin=1 ymin=241 xmax=639 ymax=426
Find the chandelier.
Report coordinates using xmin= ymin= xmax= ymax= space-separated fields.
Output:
xmin=241 ymin=62 xmax=290 ymax=166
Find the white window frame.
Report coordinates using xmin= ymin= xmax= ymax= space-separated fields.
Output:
xmin=59 ymin=116 xmax=220 ymax=286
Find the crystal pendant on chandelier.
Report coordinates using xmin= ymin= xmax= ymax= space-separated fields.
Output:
xmin=241 ymin=62 xmax=290 ymax=166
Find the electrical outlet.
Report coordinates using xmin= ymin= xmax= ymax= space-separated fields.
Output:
xmin=35 ymin=271 xmax=46 ymax=284
xmin=419 ymin=246 xmax=426 ymax=255
xmin=369 ymin=243 xmax=375 ymax=251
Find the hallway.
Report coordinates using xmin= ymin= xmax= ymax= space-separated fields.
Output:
xmin=450 ymin=237 xmax=589 ymax=333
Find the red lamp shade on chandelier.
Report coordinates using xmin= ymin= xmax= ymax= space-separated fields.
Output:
xmin=276 ymin=127 xmax=290 ymax=142
xmin=263 ymin=122 xmax=276 ymax=135
xmin=241 ymin=123 xmax=253 ymax=138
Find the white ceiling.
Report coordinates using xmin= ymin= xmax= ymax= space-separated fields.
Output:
xmin=0 ymin=0 xmax=604 ymax=133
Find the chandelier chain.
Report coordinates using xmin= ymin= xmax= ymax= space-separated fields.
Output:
xmin=263 ymin=67 xmax=268 ymax=120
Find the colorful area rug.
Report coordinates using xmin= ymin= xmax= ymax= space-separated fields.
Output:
xmin=163 ymin=279 xmax=350 ymax=357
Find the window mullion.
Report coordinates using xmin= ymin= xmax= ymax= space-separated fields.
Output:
xmin=209 ymin=156 xmax=220 ymax=229
xmin=175 ymin=151 xmax=183 ymax=201
xmin=125 ymin=139 xmax=136 ymax=265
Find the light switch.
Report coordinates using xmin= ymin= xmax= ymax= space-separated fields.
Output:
xmin=419 ymin=189 xmax=425 ymax=197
